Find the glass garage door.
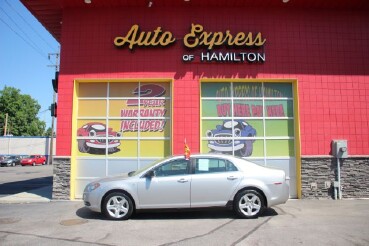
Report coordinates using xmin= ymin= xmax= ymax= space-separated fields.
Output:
xmin=74 ymin=81 xmax=171 ymax=199
xmin=201 ymin=82 xmax=297 ymax=198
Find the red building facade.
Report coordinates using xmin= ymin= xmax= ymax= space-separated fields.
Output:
xmin=22 ymin=0 xmax=369 ymax=200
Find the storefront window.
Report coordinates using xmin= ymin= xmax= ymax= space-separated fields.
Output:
xmin=201 ymin=81 xmax=295 ymax=161
xmin=201 ymin=81 xmax=298 ymax=197
xmin=74 ymin=81 xmax=171 ymax=198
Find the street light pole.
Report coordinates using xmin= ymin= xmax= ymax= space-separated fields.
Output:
xmin=49 ymin=92 xmax=56 ymax=165
xmin=48 ymin=51 xmax=59 ymax=165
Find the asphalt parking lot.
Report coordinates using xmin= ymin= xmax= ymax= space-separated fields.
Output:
xmin=0 ymin=164 xmax=52 ymax=197
xmin=0 ymin=165 xmax=368 ymax=245
xmin=0 ymin=199 xmax=368 ymax=245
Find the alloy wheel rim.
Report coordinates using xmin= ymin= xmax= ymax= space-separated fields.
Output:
xmin=107 ymin=196 xmax=129 ymax=218
xmin=239 ymin=193 xmax=261 ymax=216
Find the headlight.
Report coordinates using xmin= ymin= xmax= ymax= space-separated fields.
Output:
xmin=234 ymin=129 xmax=241 ymax=137
xmin=86 ymin=182 xmax=100 ymax=192
xmin=206 ymin=130 xmax=213 ymax=137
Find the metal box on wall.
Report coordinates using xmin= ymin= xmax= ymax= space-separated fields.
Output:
xmin=332 ymin=140 xmax=348 ymax=158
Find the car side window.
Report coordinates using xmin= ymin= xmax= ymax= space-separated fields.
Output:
xmin=153 ymin=159 xmax=189 ymax=177
xmin=226 ymin=160 xmax=238 ymax=172
xmin=195 ymin=158 xmax=238 ymax=174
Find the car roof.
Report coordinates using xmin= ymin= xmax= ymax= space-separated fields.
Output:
xmin=170 ymin=153 xmax=240 ymax=162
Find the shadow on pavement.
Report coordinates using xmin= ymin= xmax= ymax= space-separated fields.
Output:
xmin=76 ymin=206 xmax=278 ymax=221
xmin=0 ymin=176 xmax=53 ymax=196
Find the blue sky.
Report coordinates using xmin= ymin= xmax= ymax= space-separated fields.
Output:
xmin=0 ymin=0 xmax=59 ymax=129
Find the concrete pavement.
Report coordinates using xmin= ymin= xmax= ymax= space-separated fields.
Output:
xmin=1 ymin=165 xmax=368 ymax=245
xmin=0 ymin=192 xmax=368 ymax=245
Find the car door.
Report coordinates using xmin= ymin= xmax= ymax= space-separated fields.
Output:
xmin=190 ymin=157 xmax=242 ymax=208
xmin=137 ymin=158 xmax=191 ymax=209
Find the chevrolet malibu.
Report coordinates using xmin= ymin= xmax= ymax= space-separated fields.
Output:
xmin=83 ymin=154 xmax=289 ymax=220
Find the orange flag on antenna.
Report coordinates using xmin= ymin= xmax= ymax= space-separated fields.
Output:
xmin=184 ymin=138 xmax=191 ymax=160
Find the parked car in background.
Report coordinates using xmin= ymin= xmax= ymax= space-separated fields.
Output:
xmin=21 ymin=155 xmax=47 ymax=166
xmin=1 ymin=156 xmax=21 ymax=167
xmin=83 ymin=154 xmax=290 ymax=220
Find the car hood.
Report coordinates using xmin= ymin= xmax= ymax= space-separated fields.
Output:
xmin=95 ymin=173 xmax=130 ymax=183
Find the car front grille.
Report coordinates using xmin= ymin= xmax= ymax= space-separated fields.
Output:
xmin=213 ymin=134 xmax=233 ymax=145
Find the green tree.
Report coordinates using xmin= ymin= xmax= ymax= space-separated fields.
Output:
xmin=44 ymin=127 xmax=55 ymax=137
xmin=0 ymin=86 xmax=46 ymax=136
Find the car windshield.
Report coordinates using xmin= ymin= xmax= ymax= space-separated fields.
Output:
xmin=128 ymin=157 xmax=170 ymax=177
xmin=91 ymin=124 xmax=106 ymax=132
xmin=30 ymin=155 xmax=36 ymax=158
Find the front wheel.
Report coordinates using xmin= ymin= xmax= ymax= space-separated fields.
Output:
xmin=32 ymin=162 xmax=35 ymax=166
xmin=102 ymin=192 xmax=133 ymax=220
xmin=78 ymin=140 xmax=89 ymax=153
xmin=237 ymin=141 xmax=254 ymax=157
xmin=233 ymin=189 xmax=265 ymax=219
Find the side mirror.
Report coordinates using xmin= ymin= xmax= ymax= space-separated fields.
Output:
xmin=144 ymin=170 xmax=155 ymax=178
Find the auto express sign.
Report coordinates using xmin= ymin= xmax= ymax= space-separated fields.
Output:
xmin=114 ymin=24 xmax=266 ymax=64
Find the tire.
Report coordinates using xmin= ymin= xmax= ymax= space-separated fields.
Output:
xmin=78 ymin=140 xmax=89 ymax=153
xmin=12 ymin=162 xmax=15 ymax=167
xmin=32 ymin=162 xmax=36 ymax=166
xmin=102 ymin=192 xmax=133 ymax=220
xmin=108 ymin=147 xmax=117 ymax=154
xmin=233 ymin=189 xmax=265 ymax=219
xmin=42 ymin=161 xmax=46 ymax=165
xmin=237 ymin=140 xmax=254 ymax=157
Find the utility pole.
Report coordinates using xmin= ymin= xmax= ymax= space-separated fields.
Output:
xmin=48 ymin=51 xmax=60 ymax=165
xmin=3 ymin=113 xmax=8 ymax=136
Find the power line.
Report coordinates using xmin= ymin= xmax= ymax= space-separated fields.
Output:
xmin=4 ymin=0 xmax=57 ymax=52
xmin=0 ymin=5 xmax=49 ymax=61
xmin=0 ymin=16 xmax=48 ymax=60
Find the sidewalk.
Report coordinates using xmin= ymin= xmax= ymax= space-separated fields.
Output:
xmin=0 ymin=185 xmax=52 ymax=204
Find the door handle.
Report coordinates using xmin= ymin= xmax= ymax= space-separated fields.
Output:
xmin=177 ymin=178 xmax=189 ymax=183
xmin=227 ymin=176 xmax=238 ymax=180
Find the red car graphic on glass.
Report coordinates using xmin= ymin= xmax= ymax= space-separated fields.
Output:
xmin=77 ymin=122 xmax=121 ymax=154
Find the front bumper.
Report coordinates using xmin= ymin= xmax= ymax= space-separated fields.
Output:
xmin=208 ymin=143 xmax=244 ymax=152
xmin=86 ymin=142 xmax=121 ymax=149
xmin=83 ymin=191 xmax=102 ymax=213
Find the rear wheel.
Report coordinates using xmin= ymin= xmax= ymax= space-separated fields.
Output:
xmin=233 ymin=189 xmax=265 ymax=219
xmin=102 ymin=192 xmax=133 ymax=220
xmin=32 ymin=162 xmax=36 ymax=166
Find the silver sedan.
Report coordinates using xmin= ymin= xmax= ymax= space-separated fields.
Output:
xmin=83 ymin=154 xmax=289 ymax=220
